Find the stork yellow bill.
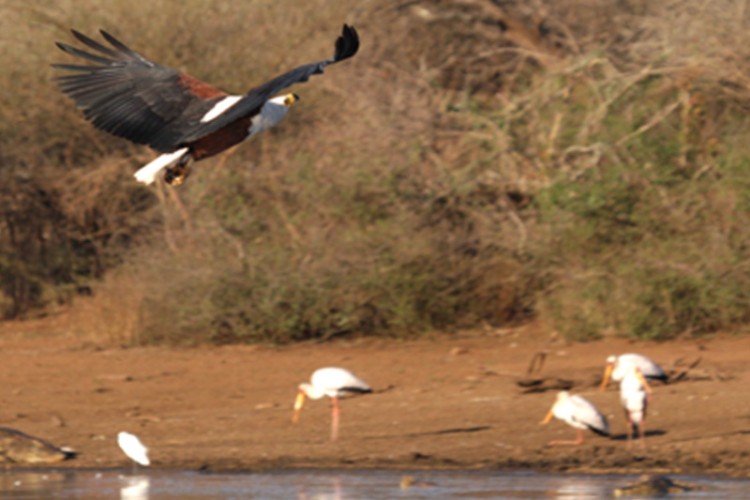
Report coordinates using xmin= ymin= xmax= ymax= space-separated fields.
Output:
xmin=292 ymin=367 xmax=372 ymax=441
xmin=600 ymin=353 xmax=667 ymax=391
xmin=540 ymin=391 xmax=610 ymax=446
xmin=53 ymin=24 xmax=359 ymax=185
xmin=620 ymin=365 xmax=653 ymax=450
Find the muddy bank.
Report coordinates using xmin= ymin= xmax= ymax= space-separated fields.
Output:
xmin=0 ymin=324 xmax=748 ymax=477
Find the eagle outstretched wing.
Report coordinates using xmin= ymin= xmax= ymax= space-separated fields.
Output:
xmin=54 ymin=30 xmax=227 ymax=152
xmin=182 ymin=24 xmax=359 ymax=143
xmin=53 ymin=25 xmax=360 ymax=152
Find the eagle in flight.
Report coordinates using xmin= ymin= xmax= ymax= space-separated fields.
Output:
xmin=54 ymin=25 xmax=359 ymax=185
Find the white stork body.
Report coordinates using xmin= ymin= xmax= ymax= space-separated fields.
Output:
xmin=541 ymin=391 xmax=609 ymax=445
xmin=619 ymin=365 xmax=652 ymax=449
xmin=292 ymin=367 xmax=371 ymax=441
xmin=600 ymin=353 xmax=666 ymax=390
xmin=117 ymin=431 xmax=150 ymax=467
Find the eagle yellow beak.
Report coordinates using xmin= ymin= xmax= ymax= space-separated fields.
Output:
xmin=284 ymin=93 xmax=300 ymax=107
xmin=292 ymin=391 xmax=306 ymax=424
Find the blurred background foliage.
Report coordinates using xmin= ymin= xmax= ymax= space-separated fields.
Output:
xmin=2 ymin=0 xmax=750 ymax=344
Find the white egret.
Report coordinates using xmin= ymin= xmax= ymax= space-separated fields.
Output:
xmin=540 ymin=391 xmax=610 ymax=445
xmin=600 ymin=353 xmax=666 ymax=390
xmin=292 ymin=367 xmax=372 ymax=441
xmin=620 ymin=365 xmax=652 ymax=449
xmin=117 ymin=431 xmax=150 ymax=467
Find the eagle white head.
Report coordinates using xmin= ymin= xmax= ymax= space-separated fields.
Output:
xmin=249 ymin=93 xmax=299 ymax=138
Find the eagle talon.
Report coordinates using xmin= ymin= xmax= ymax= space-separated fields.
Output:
xmin=164 ymin=165 xmax=190 ymax=186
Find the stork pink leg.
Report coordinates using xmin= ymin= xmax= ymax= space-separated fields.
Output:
xmin=547 ymin=429 xmax=585 ymax=446
xmin=639 ymin=419 xmax=646 ymax=450
xmin=626 ymin=413 xmax=634 ymax=450
xmin=331 ymin=397 xmax=340 ymax=441
xmin=639 ymin=404 xmax=648 ymax=450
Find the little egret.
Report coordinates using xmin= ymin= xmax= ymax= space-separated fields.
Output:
xmin=117 ymin=431 xmax=150 ymax=467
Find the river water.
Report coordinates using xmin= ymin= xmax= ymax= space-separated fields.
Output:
xmin=0 ymin=469 xmax=747 ymax=499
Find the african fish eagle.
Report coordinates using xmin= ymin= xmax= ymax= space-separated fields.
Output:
xmin=53 ymin=24 xmax=359 ymax=185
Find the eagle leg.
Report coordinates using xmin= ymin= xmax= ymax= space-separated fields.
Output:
xmin=164 ymin=156 xmax=192 ymax=186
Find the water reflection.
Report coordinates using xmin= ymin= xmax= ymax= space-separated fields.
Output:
xmin=0 ymin=470 xmax=76 ymax=498
xmin=296 ymin=476 xmax=341 ymax=500
xmin=120 ymin=475 xmax=150 ymax=500
xmin=0 ymin=469 xmax=745 ymax=499
xmin=553 ymin=475 xmax=612 ymax=498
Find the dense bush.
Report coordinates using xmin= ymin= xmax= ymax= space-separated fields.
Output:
xmin=4 ymin=0 xmax=750 ymax=342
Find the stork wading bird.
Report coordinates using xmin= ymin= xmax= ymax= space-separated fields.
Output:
xmin=117 ymin=431 xmax=150 ymax=467
xmin=292 ymin=367 xmax=372 ymax=441
xmin=540 ymin=391 xmax=610 ymax=446
xmin=620 ymin=365 xmax=653 ymax=449
xmin=53 ymin=24 xmax=360 ymax=185
xmin=600 ymin=353 xmax=667 ymax=391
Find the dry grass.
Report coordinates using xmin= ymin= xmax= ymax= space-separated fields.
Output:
xmin=4 ymin=0 xmax=750 ymax=343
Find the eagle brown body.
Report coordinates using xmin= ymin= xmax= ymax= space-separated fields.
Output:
xmin=189 ymin=115 xmax=255 ymax=161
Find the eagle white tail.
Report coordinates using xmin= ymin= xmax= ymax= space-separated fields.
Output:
xmin=134 ymin=148 xmax=189 ymax=185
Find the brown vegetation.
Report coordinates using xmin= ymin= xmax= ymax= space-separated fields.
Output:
xmin=3 ymin=0 xmax=750 ymax=343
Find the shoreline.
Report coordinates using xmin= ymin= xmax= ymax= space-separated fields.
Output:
xmin=0 ymin=329 xmax=748 ymax=478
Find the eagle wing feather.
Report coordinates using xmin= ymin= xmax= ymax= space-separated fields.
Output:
xmin=53 ymin=30 xmax=226 ymax=152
